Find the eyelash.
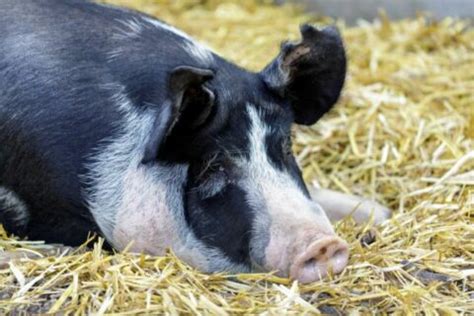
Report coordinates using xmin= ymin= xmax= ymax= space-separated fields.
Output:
xmin=194 ymin=154 xmax=220 ymax=181
xmin=196 ymin=167 xmax=228 ymax=199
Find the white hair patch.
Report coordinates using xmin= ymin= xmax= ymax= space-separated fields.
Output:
xmin=142 ymin=17 xmax=214 ymax=65
xmin=113 ymin=17 xmax=144 ymax=40
xmin=142 ymin=17 xmax=193 ymax=41
xmin=184 ymin=41 xmax=214 ymax=65
xmin=0 ymin=187 xmax=29 ymax=226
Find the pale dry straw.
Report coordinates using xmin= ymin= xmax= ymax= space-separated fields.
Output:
xmin=1 ymin=0 xmax=473 ymax=314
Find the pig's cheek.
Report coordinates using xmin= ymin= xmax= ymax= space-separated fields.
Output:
xmin=263 ymin=226 xmax=292 ymax=274
xmin=262 ymin=215 xmax=302 ymax=275
xmin=109 ymin=167 xmax=211 ymax=272
xmin=111 ymin=172 xmax=179 ymax=255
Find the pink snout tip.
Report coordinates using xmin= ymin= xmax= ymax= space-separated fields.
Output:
xmin=289 ymin=236 xmax=349 ymax=284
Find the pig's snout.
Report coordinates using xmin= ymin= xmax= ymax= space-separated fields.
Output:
xmin=289 ymin=236 xmax=349 ymax=283
xmin=263 ymin=223 xmax=350 ymax=283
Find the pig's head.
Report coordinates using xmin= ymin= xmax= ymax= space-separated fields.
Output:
xmin=141 ymin=25 xmax=348 ymax=283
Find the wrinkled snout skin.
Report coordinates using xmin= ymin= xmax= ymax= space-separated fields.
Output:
xmin=0 ymin=0 xmax=349 ymax=283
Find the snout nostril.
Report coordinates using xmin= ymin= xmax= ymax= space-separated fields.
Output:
xmin=334 ymin=249 xmax=344 ymax=257
xmin=306 ymin=247 xmax=327 ymax=266
xmin=331 ymin=247 xmax=349 ymax=270
xmin=303 ymin=246 xmax=328 ymax=270
xmin=304 ymin=258 xmax=317 ymax=269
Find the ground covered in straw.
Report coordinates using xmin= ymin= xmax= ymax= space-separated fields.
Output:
xmin=1 ymin=0 xmax=473 ymax=314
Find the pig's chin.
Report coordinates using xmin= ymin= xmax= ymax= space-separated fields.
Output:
xmin=170 ymin=238 xmax=253 ymax=275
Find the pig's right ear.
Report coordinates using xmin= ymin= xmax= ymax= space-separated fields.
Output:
xmin=260 ymin=25 xmax=346 ymax=126
xmin=142 ymin=66 xmax=215 ymax=164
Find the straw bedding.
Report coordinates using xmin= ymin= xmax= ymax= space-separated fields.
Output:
xmin=1 ymin=0 xmax=473 ymax=314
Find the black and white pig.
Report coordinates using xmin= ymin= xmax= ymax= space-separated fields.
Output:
xmin=0 ymin=0 xmax=390 ymax=283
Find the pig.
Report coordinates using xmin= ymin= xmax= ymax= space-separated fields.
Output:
xmin=0 ymin=0 xmax=390 ymax=283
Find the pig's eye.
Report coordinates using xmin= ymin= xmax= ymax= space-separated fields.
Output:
xmin=191 ymin=156 xmax=231 ymax=199
xmin=196 ymin=166 xmax=229 ymax=199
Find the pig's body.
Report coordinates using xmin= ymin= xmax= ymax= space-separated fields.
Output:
xmin=0 ymin=0 xmax=389 ymax=283
xmin=0 ymin=0 xmax=223 ymax=245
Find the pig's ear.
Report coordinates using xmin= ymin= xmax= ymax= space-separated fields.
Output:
xmin=142 ymin=66 xmax=215 ymax=163
xmin=260 ymin=24 xmax=346 ymax=125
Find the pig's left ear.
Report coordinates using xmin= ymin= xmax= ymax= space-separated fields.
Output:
xmin=260 ymin=24 xmax=346 ymax=125
xmin=142 ymin=66 xmax=215 ymax=163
